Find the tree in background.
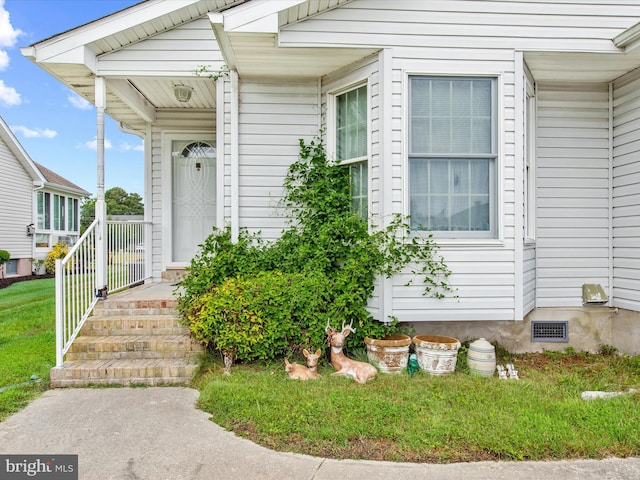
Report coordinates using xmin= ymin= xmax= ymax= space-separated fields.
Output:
xmin=80 ymin=187 xmax=144 ymax=232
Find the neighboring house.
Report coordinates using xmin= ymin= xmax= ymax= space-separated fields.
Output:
xmin=32 ymin=161 xmax=90 ymax=260
xmin=0 ymin=116 xmax=89 ymax=277
xmin=21 ymin=0 xmax=640 ymax=353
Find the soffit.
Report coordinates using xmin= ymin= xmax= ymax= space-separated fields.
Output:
xmin=525 ymin=49 xmax=640 ymax=84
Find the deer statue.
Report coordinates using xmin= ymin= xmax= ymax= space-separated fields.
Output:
xmin=325 ymin=320 xmax=377 ymax=384
xmin=284 ymin=348 xmax=322 ymax=380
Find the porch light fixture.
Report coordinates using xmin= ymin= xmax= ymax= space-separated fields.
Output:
xmin=173 ymin=83 xmax=193 ymax=103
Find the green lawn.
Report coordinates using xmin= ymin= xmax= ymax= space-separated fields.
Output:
xmin=0 ymin=279 xmax=55 ymax=421
xmin=195 ymin=349 xmax=640 ymax=463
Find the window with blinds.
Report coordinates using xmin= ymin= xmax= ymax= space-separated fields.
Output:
xmin=335 ymin=84 xmax=368 ymax=220
xmin=409 ymin=76 xmax=497 ymax=237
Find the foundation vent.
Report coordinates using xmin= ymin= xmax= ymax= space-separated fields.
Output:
xmin=531 ymin=321 xmax=568 ymax=343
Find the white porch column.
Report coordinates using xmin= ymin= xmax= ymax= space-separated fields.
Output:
xmin=95 ymin=76 xmax=108 ymax=294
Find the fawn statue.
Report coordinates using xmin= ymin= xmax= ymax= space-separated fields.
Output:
xmin=284 ymin=348 xmax=321 ymax=380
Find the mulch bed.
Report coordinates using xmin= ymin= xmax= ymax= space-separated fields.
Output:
xmin=0 ymin=274 xmax=55 ymax=290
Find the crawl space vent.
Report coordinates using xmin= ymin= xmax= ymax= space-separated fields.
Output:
xmin=531 ymin=321 xmax=568 ymax=343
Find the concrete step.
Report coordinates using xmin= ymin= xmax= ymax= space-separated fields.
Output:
xmin=80 ymin=315 xmax=190 ymax=336
xmin=50 ymin=358 xmax=200 ymax=387
xmin=66 ymin=334 xmax=203 ymax=361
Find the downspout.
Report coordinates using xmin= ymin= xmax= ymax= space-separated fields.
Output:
xmin=380 ymin=48 xmax=393 ymax=323
xmin=608 ymin=82 xmax=614 ymax=306
xmin=230 ymin=69 xmax=239 ymax=242
xmin=95 ymin=77 xmax=107 ymax=295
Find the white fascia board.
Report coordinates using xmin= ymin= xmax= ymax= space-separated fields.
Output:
xmin=614 ymin=20 xmax=640 ymax=52
xmin=222 ymin=0 xmax=306 ymax=33
xmin=0 ymin=118 xmax=46 ymax=184
xmin=22 ymin=0 xmax=203 ymax=63
xmin=209 ymin=13 xmax=238 ymax=70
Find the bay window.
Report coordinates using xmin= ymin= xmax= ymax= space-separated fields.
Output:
xmin=409 ymin=76 xmax=497 ymax=237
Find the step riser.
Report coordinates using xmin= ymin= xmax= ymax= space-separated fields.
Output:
xmin=51 ymin=364 xmax=197 ymax=380
xmin=50 ymin=363 xmax=199 ymax=388
xmin=66 ymin=351 xmax=202 ymax=361
xmin=81 ymin=327 xmax=190 ymax=336
xmin=81 ymin=318 xmax=189 ymax=336
xmin=51 ymin=377 xmax=194 ymax=387
xmin=93 ymin=308 xmax=178 ymax=317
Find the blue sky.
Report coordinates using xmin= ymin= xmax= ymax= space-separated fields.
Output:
xmin=0 ymin=0 xmax=144 ymax=197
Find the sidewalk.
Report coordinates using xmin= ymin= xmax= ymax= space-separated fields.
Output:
xmin=1 ymin=388 xmax=639 ymax=480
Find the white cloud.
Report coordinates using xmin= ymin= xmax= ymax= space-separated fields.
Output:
xmin=83 ymin=137 xmax=113 ymax=150
xmin=11 ymin=125 xmax=57 ymax=139
xmin=0 ymin=1 xmax=24 ymax=71
xmin=0 ymin=79 xmax=20 ymax=106
xmin=120 ymin=141 xmax=144 ymax=152
xmin=68 ymin=92 xmax=92 ymax=110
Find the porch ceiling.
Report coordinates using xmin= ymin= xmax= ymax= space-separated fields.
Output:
xmin=525 ymin=49 xmax=640 ymax=84
xmin=224 ymin=32 xmax=378 ymax=80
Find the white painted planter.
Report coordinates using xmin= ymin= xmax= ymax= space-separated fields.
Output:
xmin=364 ymin=334 xmax=412 ymax=374
xmin=413 ymin=335 xmax=461 ymax=375
xmin=467 ymin=338 xmax=496 ymax=377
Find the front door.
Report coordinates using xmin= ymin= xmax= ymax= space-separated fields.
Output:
xmin=171 ymin=140 xmax=216 ymax=263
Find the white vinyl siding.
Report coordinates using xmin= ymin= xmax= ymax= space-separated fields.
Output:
xmin=99 ymin=18 xmax=224 ymax=76
xmin=535 ymin=83 xmax=610 ymax=307
xmin=0 ymin=136 xmax=33 ymax=259
xmin=236 ymin=80 xmax=320 ymax=240
xmin=612 ymin=70 xmax=640 ymax=311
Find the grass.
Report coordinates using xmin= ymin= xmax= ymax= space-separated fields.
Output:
xmin=2 ymin=279 xmax=639 ymax=463
xmin=0 ymin=279 xmax=55 ymax=421
xmin=195 ymin=349 xmax=640 ymax=463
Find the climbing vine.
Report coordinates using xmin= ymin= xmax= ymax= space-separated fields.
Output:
xmin=176 ymin=137 xmax=453 ymax=364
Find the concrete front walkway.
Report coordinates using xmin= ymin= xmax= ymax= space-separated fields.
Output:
xmin=1 ymin=388 xmax=639 ymax=480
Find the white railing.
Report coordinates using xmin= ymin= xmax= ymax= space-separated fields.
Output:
xmin=55 ymin=219 xmax=151 ymax=367
xmin=107 ymin=221 xmax=150 ymax=293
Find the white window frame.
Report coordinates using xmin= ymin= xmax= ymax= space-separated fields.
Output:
xmin=327 ymin=80 xmax=370 ymax=219
xmin=406 ymin=74 xmax=502 ymax=241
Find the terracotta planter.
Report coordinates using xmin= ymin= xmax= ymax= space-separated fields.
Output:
xmin=412 ymin=334 xmax=461 ymax=375
xmin=364 ymin=334 xmax=412 ymax=374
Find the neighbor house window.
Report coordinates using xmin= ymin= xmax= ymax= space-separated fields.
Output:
xmin=409 ymin=76 xmax=497 ymax=237
xmin=53 ymin=194 xmax=65 ymax=231
xmin=36 ymin=191 xmax=50 ymax=229
xmin=336 ymin=84 xmax=368 ymax=219
xmin=67 ymin=198 xmax=79 ymax=232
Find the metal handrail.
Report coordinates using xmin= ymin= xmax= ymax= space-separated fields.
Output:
xmin=54 ymin=219 xmax=151 ymax=367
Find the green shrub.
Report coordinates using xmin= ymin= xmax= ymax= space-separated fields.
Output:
xmin=0 ymin=249 xmax=9 ymax=278
xmin=45 ymin=242 xmax=69 ymax=274
xmin=177 ymin=137 xmax=453 ymax=364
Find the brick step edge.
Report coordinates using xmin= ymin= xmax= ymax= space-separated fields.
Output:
xmin=65 ymin=350 xmax=202 ymax=361
xmin=50 ymin=377 xmax=194 ymax=388
xmin=50 ymin=360 xmax=199 ymax=383
xmin=81 ymin=327 xmax=191 ymax=336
